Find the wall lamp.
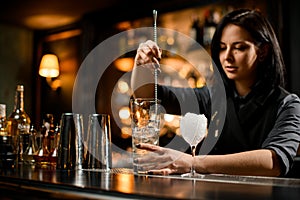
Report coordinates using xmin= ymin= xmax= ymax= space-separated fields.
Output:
xmin=39 ymin=54 xmax=61 ymax=90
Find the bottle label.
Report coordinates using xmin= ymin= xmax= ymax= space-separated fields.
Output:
xmin=0 ymin=104 xmax=6 ymax=118
xmin=18 ymin=123 xmax=30 ymax=133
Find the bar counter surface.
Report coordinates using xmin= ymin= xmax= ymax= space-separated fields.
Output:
xmin=0 ymin=164 xmax=300 ymax=200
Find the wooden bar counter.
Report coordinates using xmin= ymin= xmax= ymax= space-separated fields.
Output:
xmin=0 ymin=164 xmax=300 ymax=199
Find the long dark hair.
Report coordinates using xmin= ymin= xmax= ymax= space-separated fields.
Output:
xmin=211 ymin=8 xmax=286 ymax=89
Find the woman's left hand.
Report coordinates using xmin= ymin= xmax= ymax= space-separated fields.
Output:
xmin=135 ymin=143 xmax=193 ymax=175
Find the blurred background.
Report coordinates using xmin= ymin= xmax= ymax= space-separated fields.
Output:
xmin=0 ymin=0 xmax=299 ymax=152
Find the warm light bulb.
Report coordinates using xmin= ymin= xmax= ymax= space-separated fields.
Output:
xmin=39 ymin=54 xmax=60 ymax=78
xmin=114 ymin=57 xmax=134 ymax=72
xmin=119 ymin=107 xmax=130 ymax=120
xmin=118 ymin=81 xmax=129 ymax=93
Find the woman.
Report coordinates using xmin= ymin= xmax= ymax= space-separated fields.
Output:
xmin=131 ymin=9 xmax=300 ymax=177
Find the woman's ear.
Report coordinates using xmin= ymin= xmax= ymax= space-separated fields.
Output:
xmin=259 ymin=44 xmax=269 ymax=61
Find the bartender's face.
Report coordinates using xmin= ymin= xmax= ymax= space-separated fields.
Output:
xmin=219 ymin=24 xmax=259 ymax=84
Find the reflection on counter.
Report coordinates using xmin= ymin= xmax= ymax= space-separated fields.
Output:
xmin=1 ymin=164 xmax=300 ymax=200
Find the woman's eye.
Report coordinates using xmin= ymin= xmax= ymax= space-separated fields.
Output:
xmin=234 ymin=45 xmax=247 ymax=50
xmin=219 ymin=46 xmax=226 ymax=51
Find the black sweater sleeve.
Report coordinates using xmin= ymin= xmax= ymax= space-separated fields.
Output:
xmin=158 ymin=85 xmax=211 ymax=120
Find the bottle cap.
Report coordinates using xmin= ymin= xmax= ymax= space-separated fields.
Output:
xmin=17 ymin=85 xmax=24 ymax=91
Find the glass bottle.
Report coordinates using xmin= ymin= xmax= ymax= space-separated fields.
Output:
xmin=23 ymin=125 xmax=38 ymax=165
xmin=49 ymin=124 xmax=60 ymax=166
xmin=190 ymin=15 xmax=203 ymax=46
xmin=0 ymin=104 xmax=7 ymax=134
xmin=46 ymin=114 xmax=58 ymax=165
xmin=7 ymin=85 xmax=31 ymax=163
xmin=203 ymin=9 xmax=217 ymax=51
xmin=0 ymin=104 xmax=16 ymax=168
xmin=33 ymin=124 xmax=50 ymax=167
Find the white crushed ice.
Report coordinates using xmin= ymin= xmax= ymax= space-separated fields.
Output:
xmin=180 ymin=112 xmax=207 ymax=146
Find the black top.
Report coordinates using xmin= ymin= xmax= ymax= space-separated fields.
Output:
xmin=158 ymin=83 xmax=300 ymax=176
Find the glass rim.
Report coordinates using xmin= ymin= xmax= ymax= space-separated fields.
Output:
xmin=130 ymin=98 xmax=161 ymax=102
xmin=88 ymin=113 xmax=110 ymax=117
xmin=61 ymin=112 xmax=82 ymax=116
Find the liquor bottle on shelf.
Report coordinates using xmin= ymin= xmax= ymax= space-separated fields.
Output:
xmin=0 ymin=104 xmax=7 ymax=135
xmin=33 ymin=124 xmax=50 ymax=167
xmin=23 ymin=125 xmax=38 ymax=164
xmin=0 ymin=104 xmax=16 ymax=168
xmin=34 ymin=114 xmax=57 ymax=167
xmin=35 ymin=126 xmax=43 ymax=151
xmin=190 ymin=15 xmax=203 ymax=46
xmin=7 ymin=85 xmax=31 ymax=163
xmin=47 ymin=115 xmax=58 ymax=165
xmin=203 ymin=9 xmax=217 ymax=51
xmin=49 ymin=124 xmax=60 ymax=166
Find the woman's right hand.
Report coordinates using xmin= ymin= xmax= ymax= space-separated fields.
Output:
xmin=131 ymin=40 xmax=162 ymax=98
xmin=135 ymin=40 xmax=162 ymax=72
